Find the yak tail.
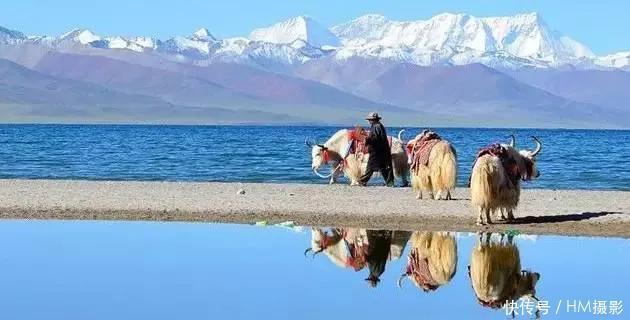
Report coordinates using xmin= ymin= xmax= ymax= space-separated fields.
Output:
xmin=430 ymin=142 xmax=458 ymax=191
xmin=470 ymin=155 xmax=496 ymax=208
xmin=440 ymin=144 xmax=457 ymax=190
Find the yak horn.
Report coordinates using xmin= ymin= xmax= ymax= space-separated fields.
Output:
xmin=313 ymin=168 xmax=333 ymax=179
xmin=397 ymin=273 xmax=407 ymax=288
xmin=304 ymin=248 xmax=312 ymax=256
xmin=305 ymin=138 xmax=314 ymax=148
xmin=397 ymin=129 xmax=405 ymax=141
xmin=509 ymin=134 xmax=516 ymax=147
xmin=531 ymin=136 xmax=542 ymax=156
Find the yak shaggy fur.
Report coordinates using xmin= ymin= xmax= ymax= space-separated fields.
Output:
xmin=409 ymin=133 xmax=457 ymax=200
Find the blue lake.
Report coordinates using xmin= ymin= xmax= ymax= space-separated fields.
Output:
xmin=0 ymin=220 xmax=627 ymax=319
xmin=0 ymin=124 xmax=629 ymax=190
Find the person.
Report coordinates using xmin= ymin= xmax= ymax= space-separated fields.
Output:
xmin=360 ymin=112 xmax=394 ymax=187
xmin=364 ymin=230 xmax=393 ymax=287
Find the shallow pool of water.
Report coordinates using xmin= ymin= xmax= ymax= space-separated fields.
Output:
xmin=0 ymin=221 xmax=627 ymax=319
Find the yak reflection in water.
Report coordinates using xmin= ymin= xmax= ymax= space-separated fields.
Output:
xmin=305 ymin=228 xmax=411 ymax=287
xmin=468 ymin=232 xmax=540 ymax=316
xmin=397 ymin=231 xmax=458 ymax=292
xmin=305 ymin=228 xmax=542 ymax=313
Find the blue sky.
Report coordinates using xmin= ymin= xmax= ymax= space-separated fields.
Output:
xmin=1 ymin=0 xmax=628 ymax=54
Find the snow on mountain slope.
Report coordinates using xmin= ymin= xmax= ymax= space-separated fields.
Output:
xmin=250 ymin=16 xmax=340 ymax=47
xmin=595 ymin=51 xmax=630 ymax=68
xmin=191 ymin=28 xmax=216 ymax=41
xmin=0 ymin=26 xmax=26 ymax=44
xmin=59 ymin=29 xmax=101 ymax=44
xmin=54 ymin=29 xmax=159 ymax=52
xmin=0 ymin=12 xmax=627 ymax=70
xmin=332 ymin=12 xmax=594 ymax=67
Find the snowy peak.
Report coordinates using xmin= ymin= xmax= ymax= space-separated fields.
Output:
xmin=55 ymin=28 xmax=161 ymax=52
xmin=331 ymin=14 xmax=390 ymax=43
xmin=0 ymin=12 xmax=626 ymax=70
xmin=596 ymin=51 xmax=630 ymax=68
xmin=0 ymin=26 xmax=26 ymax=44
xmin=191 ymin=27 xmax=217 ymax=41
xmin=249 ymin=15 xmax=339 ymax=47
xmin=332 ymin=12 xmax=594 ymax=66
xmin=59 ymin=29 xmax=101 ymax=44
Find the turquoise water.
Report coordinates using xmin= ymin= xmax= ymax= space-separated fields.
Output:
xmin=0 ymin=124 xmax=629 ymax=190
xmin=0 ymin=221 xmax=627 ymax=319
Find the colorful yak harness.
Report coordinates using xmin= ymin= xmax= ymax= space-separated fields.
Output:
xmin=319 ymin=129 xmax=391 ymax=166
xmin=325 ymin=129 xmax=393 ymax=171
xmin=469 ymin=143 xmax=521 ymax=187
xmin=405 ymin=249 xmax=440 ymax=292
xmin=406 ymin=132 xmax=442 ymax=173
xmin=345 ymin=239 xmax=368 ymax=271
xmin=346 ymin=129 xmax=392 ymax=155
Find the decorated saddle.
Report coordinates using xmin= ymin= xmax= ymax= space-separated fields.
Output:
xmin=407 ymin=132 xmax=442 ymax=172
xmin=345 ymin=129 xmax=392 ymax=157
xmin=406 ymin=249 xmax=440 ymax=292
xmin=470 ymin=143 xmax=520 ymax=186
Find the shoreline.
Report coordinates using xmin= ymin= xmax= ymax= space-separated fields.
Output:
xmin=1 ymin=179 xmax=629 ymax=238
xmin=2 ymin=123 xmax=630 ymax=131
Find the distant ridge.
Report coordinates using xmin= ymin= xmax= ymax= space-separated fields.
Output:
xmin=0 ymin=12 xmax=628 ymax=127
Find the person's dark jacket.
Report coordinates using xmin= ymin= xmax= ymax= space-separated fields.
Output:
xmin=365 ymin=122 xmax=392 ymax=170
xmin=365 ymin=230 xmax=393 ymax=287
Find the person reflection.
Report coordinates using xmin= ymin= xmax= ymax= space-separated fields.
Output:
xmin=397 ymin=231 xmax=458 ymax=292
xmin=306 ymin=228 xmax=411 ymax=287
xmin=468 ymin=233 xmax=540 ymax=315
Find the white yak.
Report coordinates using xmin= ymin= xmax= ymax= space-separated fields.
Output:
xmin=307 ymin=129 xmax=409 ymax=185
xmin=306 ymin=228 xmax=411 ymax=287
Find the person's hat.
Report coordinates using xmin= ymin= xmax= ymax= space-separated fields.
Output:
xmin=365 ymin=112 xmax=382 ymax=121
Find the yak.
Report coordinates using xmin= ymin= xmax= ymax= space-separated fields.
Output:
xmin=470 ymin=136 xmax=542 ymax=225
xmin=406 ymin=129 xmax=457 ymax=200
xmin=306 ymin=129 xmax=409 ymax=186
xmin=468 ymin=232 xmax=540 ymax=316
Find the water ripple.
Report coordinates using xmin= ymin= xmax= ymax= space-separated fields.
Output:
xmin=0 ymin=124 xmax=628 ymax=190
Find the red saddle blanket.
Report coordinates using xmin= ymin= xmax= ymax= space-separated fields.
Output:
xmin=407 ymin=250 xmax=439 ymax=291
xmin=470 ymin=143 xmax=519 ymax=186
xmin=347 ymin=129 xmax=392 ymax=155
xmin=407 ymin=133 xmax=441 ymax=171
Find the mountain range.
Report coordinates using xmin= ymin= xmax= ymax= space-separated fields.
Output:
xmin=0 ymin=12 xmax=629 ymax=128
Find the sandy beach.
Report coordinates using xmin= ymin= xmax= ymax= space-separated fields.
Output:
xmin=1 ymin=179 xmax=629 ymax=237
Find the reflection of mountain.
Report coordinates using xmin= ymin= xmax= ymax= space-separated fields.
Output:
xmin=468 ymin=232 xmax=540 ymax=315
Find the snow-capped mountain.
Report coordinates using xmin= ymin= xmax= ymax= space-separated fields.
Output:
xmin=250 ymin=15 xmax=339 ymax=48
xmin=332 ymin=12 xmax=595 ymax=68
xmin=596 ymin=51 xmax=630 ymax=69
xmin=0 ymin=26 xmax=26 ymax=44
xmin=0 ymin=12 xmax=628 ymax=69
xmin=1 ymin=12 xmax=629 ymax=127
xmin=191 ymin=28 xmax=216 ymax=41
xmin=59 ymin=29 xmax=101 ymax=44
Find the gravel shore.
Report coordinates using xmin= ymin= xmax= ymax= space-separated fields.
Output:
xmin=1 ymin=179 xmax=629 ymax=237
